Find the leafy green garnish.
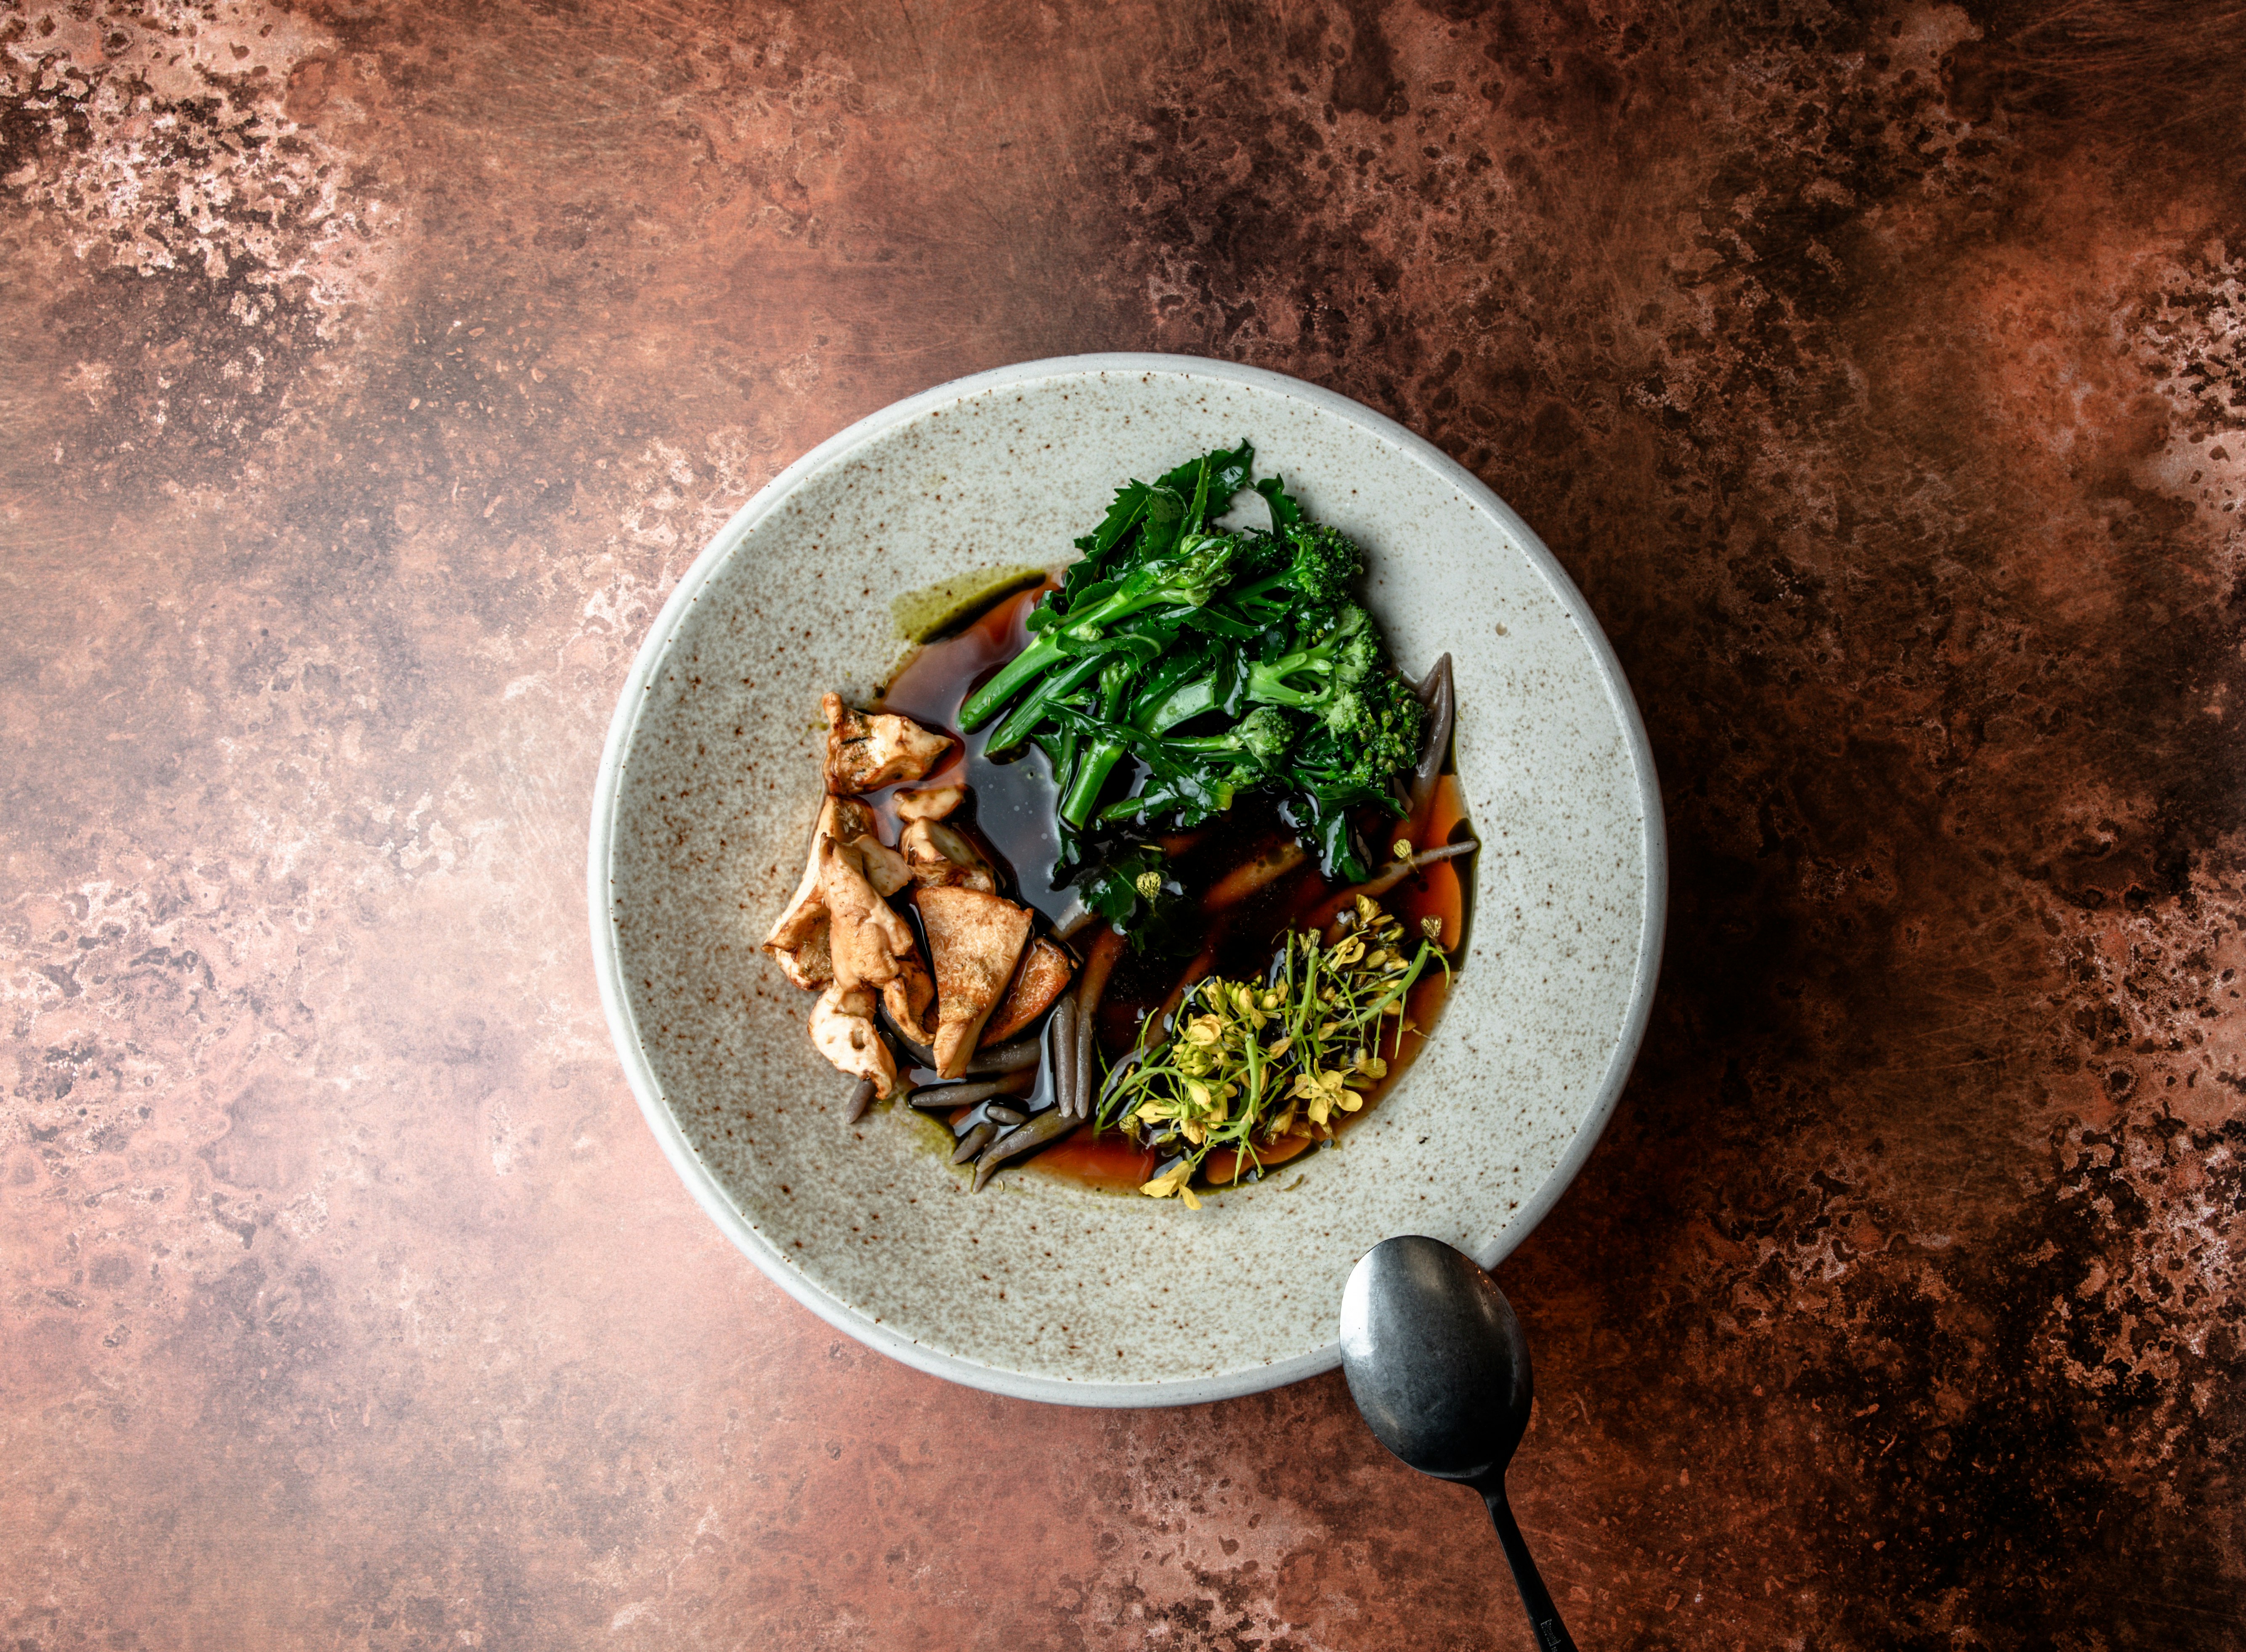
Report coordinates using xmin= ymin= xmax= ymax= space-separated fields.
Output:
xmin=1072 ymin=844 xmax=1191 ymax=956
xmin=1254 ymin=473 xmax=1304 ymax=531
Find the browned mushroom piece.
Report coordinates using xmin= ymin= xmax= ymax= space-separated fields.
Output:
xmin=915 ymin=885 xmax=1032 ymax=1077
xmin=765 ymin=786 xmax=938 ymax=1027
xmin=763 ymin=798 xmax=911 ymax=986
xmin=828 ymin=796 xmax=911 ymax=896
xmin=763 ymin=841 xmax=833 ymax=990
xmin=900 ymin=817 xmax=998 ymax=894
xmin=820 ymin=835 xmax=940 ymax=1046
xmin=808 ymin=984 xmax=897 ymax=1098
xmin=894 ymin=784 xmax=965 ymax=822
xmin=826 ymin=796 xmax=879 ymax=840
xmin=822 ymin=692 xmax=951 ymax=795
xmin=853 ymin=838 xmax=911 ymax=897
xmin=883 ymin=953 xmax=938 ymax=1048
xmin=982 ymin=938 xmax=1076 ymax=1043
xmin=780 ymin=923 xmax=833 ymax=992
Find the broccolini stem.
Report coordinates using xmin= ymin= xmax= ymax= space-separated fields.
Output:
xmin=1058 ymin=662 xmax=1135 ymax=827
xmin=1163 ymin=729 xmax=1248 ymax=755
xmin=1138 ymin=677 xmax=1217 ymax=733
xmin=958 ymin=631 xmax=1066 ymax=729
xmin=961 ymin=544 xmax=1236 ymax=728
xmin=986 ymin=649 xmax=1111 ymax=750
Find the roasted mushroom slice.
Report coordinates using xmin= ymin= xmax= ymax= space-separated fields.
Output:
xmin=828 ymin=797 xmax=911 ymax=896
xmin=823 ymin=693 xmax=952 ymax=795
xmin=763 ymin=824 xmax=834 ymax=989
xmin=983 ymin=938 xmax=1076 ymax=1043
xmin=822 ymin=835 xmax=922 ymax=992
xmin=779 ymin=921 xmax=833 ymax=992
xmin=763 ymin=798 xmax=908 ymax=987
xmin=826 ymin=796 xmax=879 ymax=840
xmin=895 ymin=784 xmax=965 ymax=822
xmin=883 ymin=952 xmax=938 ymax=1048
xmin=809 ymin=984 xmax=897 ymax=1098
xmin=900 ymin=817 xmax=998 ymax=894
xmin=916 ymin=886 xmax=1032 ymax=1078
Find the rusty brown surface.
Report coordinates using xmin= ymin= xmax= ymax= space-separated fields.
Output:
xmin=3 ymin=0 xmax=2242 ymax=1646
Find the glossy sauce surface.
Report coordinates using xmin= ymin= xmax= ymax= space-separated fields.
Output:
xmin=873 ymin=588 xmax=1473 ymax=1194
xmin=873 ymin=587 xmax=1075 ymax=925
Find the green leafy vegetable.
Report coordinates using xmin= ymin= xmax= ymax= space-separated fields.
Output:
xmin=976 ymin=442 xmax=1428 ymax=933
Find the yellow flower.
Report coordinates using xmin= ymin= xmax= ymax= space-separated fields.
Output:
xmin=1140 ymin=1164 xmax=1191 ymax=1200
xmin=1391 ymin=838 xmax=1412 ymax=860
xmin=1329 ymin=936 xmax=1366 ymax=966
xmin=1420 ymin=915 xmax=1442 ymax=940
xmin=1184 ymin=1015 xmax=1223 ymax=1047
xmin=1134 ymin=869 xmax=1164 ymax=899
xmin=1355 ymin=894 xmax=1378 ymax=925
xmin=1177 ymin=1185 xmax=1202 ymax=1210
xmin=1186 ymin=1080 xmax=1211 ymax=1108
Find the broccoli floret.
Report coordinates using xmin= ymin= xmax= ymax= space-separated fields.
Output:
xmin=1217 ymin=527 xmax=1290 ymax=585
xmin=1281 ymin=674 xmax=1426 ymax=879
xmin=959 ymin=533 xmax=1243 ymax=730
xmin=1311 ymin=675 xmax=1426 ymax=782
xmin=1277 ymin=524 xmax=1365 ymax=610
xmin=1242 ymin=604 xmax=1382 ymax=713
xmin=1095 ymin=707 xmax=1301 ymax=829
xmin=1164 ymin=704 xmax=1296 ymax=775
xmin=1225 ymin=524 xmax=1366 ymax=623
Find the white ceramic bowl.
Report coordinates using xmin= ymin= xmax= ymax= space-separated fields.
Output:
xmin=589 ymin=355 xmax=1665 ymax=1406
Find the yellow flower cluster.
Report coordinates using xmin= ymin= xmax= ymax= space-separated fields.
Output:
xmin=1110 ymin=894 xmax=1448 ymax=1208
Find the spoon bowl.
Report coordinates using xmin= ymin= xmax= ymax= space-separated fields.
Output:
xmin=1339 ymin=1233 xmax=1534 ymax=1483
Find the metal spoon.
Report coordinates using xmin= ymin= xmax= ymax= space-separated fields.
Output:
xmin=1339 ymin=1236 xmax=1579 ymax=1652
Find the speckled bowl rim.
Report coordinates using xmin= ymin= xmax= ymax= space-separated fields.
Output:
xmin=588 ymin=353 xmax=1667 ymax=1408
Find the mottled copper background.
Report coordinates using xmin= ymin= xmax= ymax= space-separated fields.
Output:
xmin=3 ymin=0 xmax=2242 ymax=1646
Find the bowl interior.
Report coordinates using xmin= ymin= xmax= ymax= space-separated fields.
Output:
xmin=597 ymin=360 xmax=1660 ymax=1404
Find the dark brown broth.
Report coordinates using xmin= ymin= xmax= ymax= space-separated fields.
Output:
xmin=871 ymin=586 xmax=1077 ymax=925
xmin=871 ymin=587 xmax=1473 ymax=1195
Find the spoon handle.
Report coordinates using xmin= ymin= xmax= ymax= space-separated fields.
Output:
xmin=1482 ymin=1489 xmax=1579 ymax=1652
